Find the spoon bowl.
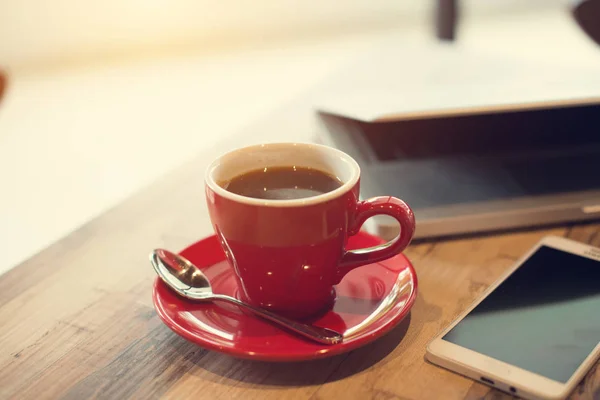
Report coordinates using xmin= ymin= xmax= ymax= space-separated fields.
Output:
xmin=151 ymin=249 xmax=212 ymax=299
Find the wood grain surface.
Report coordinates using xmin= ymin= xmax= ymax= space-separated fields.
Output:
xmin=0 ymin=136 xmax=599 ymax=400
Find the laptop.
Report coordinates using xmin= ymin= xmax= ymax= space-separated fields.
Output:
xmin=309 ymin=39 xmax=600 ymax=239
xmin=316 ymin=100 xmax=600 ymax=240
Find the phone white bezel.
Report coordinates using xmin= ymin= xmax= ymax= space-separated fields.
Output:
xmin=426 ymin=235 xmax=600 ymax=400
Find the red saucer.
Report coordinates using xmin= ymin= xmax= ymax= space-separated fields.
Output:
xmin=152 ymin=231 xmax=418 ymax=361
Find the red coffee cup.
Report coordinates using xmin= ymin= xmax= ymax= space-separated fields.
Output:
xmin=205 ymin=143 xmax=415 ymax=319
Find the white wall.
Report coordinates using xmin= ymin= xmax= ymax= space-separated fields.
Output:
xmin=0 ymin=0 xmax=568 ymax=72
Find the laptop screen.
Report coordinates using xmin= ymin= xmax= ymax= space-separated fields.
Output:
xmin=353 ymin=103 xmax=600 ymax=162
xmin=319 ymin=103 xmax=600 ymax=209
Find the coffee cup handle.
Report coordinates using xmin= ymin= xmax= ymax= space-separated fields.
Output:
xmin=336 ymin=196 xmax=415 ymax=282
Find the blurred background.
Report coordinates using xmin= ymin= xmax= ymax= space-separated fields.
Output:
xmin=0 ymin=0 xmax=575 ymax=70
xmin=1 ymin=0 xmax=599 ymax=273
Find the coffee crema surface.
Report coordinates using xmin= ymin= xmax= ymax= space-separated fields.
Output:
xmin=221 ymin=166 xmax=343 ymax=200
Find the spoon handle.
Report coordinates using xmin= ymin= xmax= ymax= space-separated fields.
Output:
xmin=212 ymin=294 xmax=343 ymax=345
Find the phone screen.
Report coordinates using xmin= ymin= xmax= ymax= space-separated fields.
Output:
xmin=443 ymin=245 xmax=600 ymax=383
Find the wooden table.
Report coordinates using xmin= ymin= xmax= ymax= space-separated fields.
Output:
xmin=1 ymin=133 xmax=599 ymax=400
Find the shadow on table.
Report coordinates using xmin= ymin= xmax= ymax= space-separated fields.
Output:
xmin=180 ymin=313 xmax=412 ymax=386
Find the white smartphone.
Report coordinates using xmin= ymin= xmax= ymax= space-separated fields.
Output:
xmin=426 ymin=235 xmax=600 ymax=400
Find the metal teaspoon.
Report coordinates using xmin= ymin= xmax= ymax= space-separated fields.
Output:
xmin=150 ymin=249 xmax=343 ymax=345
